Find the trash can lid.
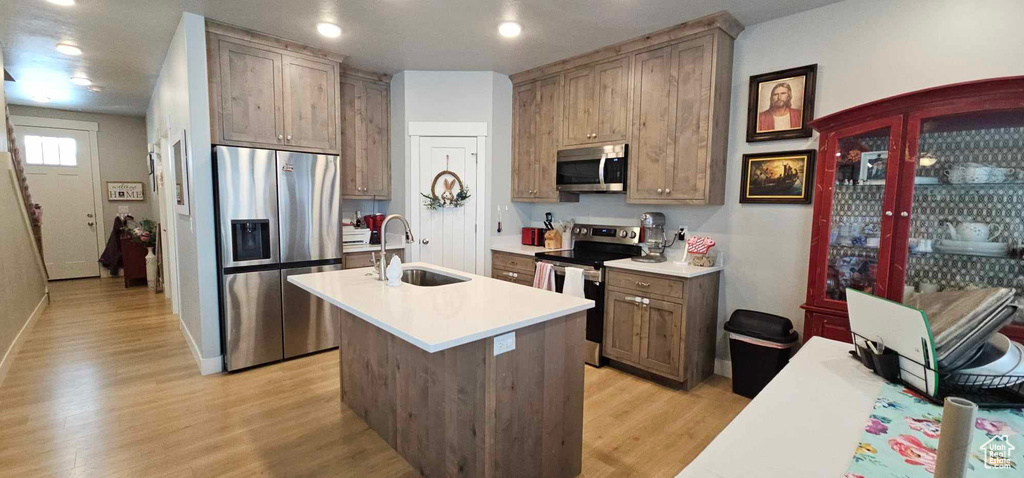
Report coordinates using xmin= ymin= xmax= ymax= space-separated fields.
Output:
xmin=724 ymin=309 xmax=799 ymax=344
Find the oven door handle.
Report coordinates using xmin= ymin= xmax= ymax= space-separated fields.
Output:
xmin=598 ymin=153 xmax=607 ymax=187
xmin=550 ymin=264 xmax=602 ymax=282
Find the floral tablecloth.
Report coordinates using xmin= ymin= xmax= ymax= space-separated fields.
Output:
xmin=845 ymin=382 xmax=1024 ymax=477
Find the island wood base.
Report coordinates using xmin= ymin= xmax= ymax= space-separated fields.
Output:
xmin=339 ymin=310 xmax=587 ymax=478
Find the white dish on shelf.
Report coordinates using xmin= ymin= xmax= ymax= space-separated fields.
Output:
xmin=934 ymin=239 xmax=1010 ymax=258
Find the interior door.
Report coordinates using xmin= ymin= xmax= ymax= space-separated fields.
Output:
xmin=281 ymin=55 xmax=337 ymax=150
xmin=16 ymin=126 xmax=99 ymax=280
xmin=417 ymin=137 xmax=478 ymax=273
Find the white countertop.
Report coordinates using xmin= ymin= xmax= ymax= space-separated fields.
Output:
xmin=343 ymin=242 xmax=406 ymax=254
xmin=490 ymin=241 xmax=567 ymax=256
xmin=604 ymin=258 xmax=723 ymax=278
xmin=288 ymin=262 xmax=594 ymax=353
xmin=677 ymin=337 xmax=876 ymax=478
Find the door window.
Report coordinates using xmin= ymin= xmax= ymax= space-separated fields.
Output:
xmin=23 ymin=135 xmax=77 ymax=166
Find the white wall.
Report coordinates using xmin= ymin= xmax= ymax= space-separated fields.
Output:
xmin=146 ymin=13 xmax=221 ymax=374
xmin=525 ymin=0 xmax=1024 ymax=362
xmin=391 ymin=71 xmax=523 ymax=274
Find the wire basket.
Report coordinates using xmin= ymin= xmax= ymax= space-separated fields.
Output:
xmin=851 ymin=331 xmax=1024 ymax=408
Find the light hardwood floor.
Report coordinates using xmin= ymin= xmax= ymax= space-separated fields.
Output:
xmin=0 ymin=278 xmax=748 ymax=477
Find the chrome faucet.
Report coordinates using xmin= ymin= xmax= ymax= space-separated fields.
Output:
xmin=372 ymin=214 xmax=415 ymax=281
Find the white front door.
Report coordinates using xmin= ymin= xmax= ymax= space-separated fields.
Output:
xmin=15 ymin=126 xmax=101 ymax=280
xmin=417 ymin=136 xmax=478 ymax=273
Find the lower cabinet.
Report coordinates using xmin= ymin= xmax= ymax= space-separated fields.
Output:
xmin=603 ymin=268 xmax=720 ymax=389
xmin=343 ymin=250 xmax=404 ymax=270
xmin=491 ymin=251 xmax=536 ymax=286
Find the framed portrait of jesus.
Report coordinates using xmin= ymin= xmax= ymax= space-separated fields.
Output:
xmin=746 ymin=64 xmax=817 ymax=142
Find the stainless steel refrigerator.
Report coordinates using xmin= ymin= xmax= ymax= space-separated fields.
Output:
xmin=213 ymin=146 xmax=343 ymax=371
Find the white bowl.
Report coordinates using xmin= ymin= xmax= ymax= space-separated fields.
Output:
xmin=952 ymin=333 xmax=1019 ymax=377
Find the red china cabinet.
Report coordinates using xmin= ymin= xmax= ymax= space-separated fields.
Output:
xmin=802 ymin=77 xmax=1024 ymax=344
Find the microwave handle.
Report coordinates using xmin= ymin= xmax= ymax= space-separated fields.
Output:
xmin=598 ymin=153 xmax=607 ymax=187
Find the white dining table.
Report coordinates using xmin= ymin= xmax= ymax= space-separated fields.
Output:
xmin=677 ymin=337 xmax=882 ymax=478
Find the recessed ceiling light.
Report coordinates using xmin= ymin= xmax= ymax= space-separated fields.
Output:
xmin=316 ymin=22 xmax=342 ymax=38
xmin=47 ymin=0 xmax=76 ymax=6
xmin=31 ymin=94 xmax=51 ymax=103
xmin=498 ymin=22 xmax=522 ymax=38
xmin=56 ymin=43 xmax=83 ymax=56
xmin=70 ymin=76 xmax=92 ymax=86
xmin=88 ymin=86 xmax=103 ymax=92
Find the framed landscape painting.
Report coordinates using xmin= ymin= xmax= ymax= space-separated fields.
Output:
xmin=739 ymin=150 xmax=816 ymax=204
xmin=746 ymin=64 xmax=817 ymax=142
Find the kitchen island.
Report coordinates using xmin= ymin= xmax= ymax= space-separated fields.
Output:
xmin=289 ymin=262 xmax=594 ymax=478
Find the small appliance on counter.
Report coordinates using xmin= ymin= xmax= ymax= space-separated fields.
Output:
xmin=633 ymin=212 xmax=676 ymax=263
xmin=522 ymin=227 xmax=546 ymax=246
xmin=342 ymin=225 xmax=371 ymax=246
xmin=363 ymin=213 xmax=386 ymax=244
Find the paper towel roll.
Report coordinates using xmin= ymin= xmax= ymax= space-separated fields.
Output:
xmin=934 ymin=397 xmax=977 ymax=478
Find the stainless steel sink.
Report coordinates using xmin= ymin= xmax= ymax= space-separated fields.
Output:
xmin=401 ymin=268 xmax=469 ymax=287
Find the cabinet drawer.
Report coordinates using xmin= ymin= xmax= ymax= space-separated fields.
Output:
xmin=492 ymin=267 xmax=534 ymax=286
xmin=344 ymin=250 xmax=403 ymax=270
xmin=491 ymin=251 xmax=536 ymax=275
xmin=607 ymin=269 xmax=683 ymax=299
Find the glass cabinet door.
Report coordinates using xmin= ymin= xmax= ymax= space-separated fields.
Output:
xmin=892 ymin=106 xmax=1024 ymax=306
xmin=815 ymin=116 xmax=904 ymax=309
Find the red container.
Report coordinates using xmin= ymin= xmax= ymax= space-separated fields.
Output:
xmin=521 ymin=227 xmax=545 ymax=246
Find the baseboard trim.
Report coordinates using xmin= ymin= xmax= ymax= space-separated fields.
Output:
xmin=714 ymin=358 xmax=732 ymax=378
xmin=0 ymin=293 xmax=48 ymax=387
xmin=178 ymin=318 xmax=223 ymax=375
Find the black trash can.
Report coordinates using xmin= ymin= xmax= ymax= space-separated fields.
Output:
xmin=724 ymin=309 xmax=800 ymax=399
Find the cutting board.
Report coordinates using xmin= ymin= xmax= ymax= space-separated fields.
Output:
xmin=847 ymin=289 xmax=939 ymax=397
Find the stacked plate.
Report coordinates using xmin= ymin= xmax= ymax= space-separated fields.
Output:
xmin=949 ymin=333 xmax=1024 ymax=389
xmin=934 ymin=239 xmax=1009 ymax=258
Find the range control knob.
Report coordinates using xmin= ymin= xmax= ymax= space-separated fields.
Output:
xmin=629 ymin=231 xmax=637 ymax=239
xmin=619 ymin=230 xmax=628 ymax=238
xmin=580 ymin=228 xmax=588 ymax=235
xmin=572 ymin=227 xmax=580 ymax=234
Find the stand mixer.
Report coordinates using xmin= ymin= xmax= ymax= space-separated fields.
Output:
xmin=633 ymin=212 xmax=677 ymax=263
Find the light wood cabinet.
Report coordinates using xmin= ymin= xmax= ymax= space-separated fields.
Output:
xmin=511 ymin=76 xmax=561 ymax=202
xmin=603 ymin=268 xmax=720 ymax=388
xmin=509 ymin=12 xmax=740 ymax=206
xmin=343 ymin=250 xmax=403 ymax=270
xmin=207 ymin=22 xmax=344 ymax=155
xmin=340 ymin=72 xmax=391 ymax=199
xmin=562 ymin=57 xmax=630 ymax=147
xmin=490 ymin=251 xmax=536 ymax=286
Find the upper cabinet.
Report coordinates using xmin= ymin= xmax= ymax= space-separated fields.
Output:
xmin=512 ymin=76 xmax=561 ymax=202
xmin=340 ymin=70 xmax=391 ymax=199
xmin=206 ymin=21 xmax=344 ymax=155
xmin=562 ymin=57 xmax=631 ymax=147
xmin=509 ymin=12 xmax=741 ymax=205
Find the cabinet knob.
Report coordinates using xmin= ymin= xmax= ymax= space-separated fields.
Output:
xmin=657 ymin=188 xmax=663 ymax=193
xmin=884 ymin=211 xmax=893 ymax=217
xmin=636 ymin=281 xmax=650 ymax=287
xmin=286 ymin=135 xmax=292 ymax=141
xmin=664 ymin=189 xmax=671 ymax=194
xmin=900 ymin=211 xmax=909 ymax=217
xmin=278 ymin=134 xmax=284 ymax=140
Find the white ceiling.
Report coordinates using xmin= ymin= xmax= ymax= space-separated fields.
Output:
xmin=1 ymin=0 xmax=843 ymax=116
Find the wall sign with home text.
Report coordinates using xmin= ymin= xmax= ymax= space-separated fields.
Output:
xmin=107 ymin=181 xmax=145 ymax=201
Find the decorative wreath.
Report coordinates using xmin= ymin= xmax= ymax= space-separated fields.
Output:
xmin=421 ymin=158 xmax=471 ymax=210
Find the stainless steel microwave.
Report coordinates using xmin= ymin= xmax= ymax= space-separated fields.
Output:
xmin=555 ymin=144 xmax=627 ymax=193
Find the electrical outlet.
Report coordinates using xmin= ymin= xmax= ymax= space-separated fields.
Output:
xmin=493 ymin=331 xmax=516 ymax=356
xmin=678 ymin=225 xmax=688 ymax=241
xmin=119 ymin=206 xmax=131 ymax=215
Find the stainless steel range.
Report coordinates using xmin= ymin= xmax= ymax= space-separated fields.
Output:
xmin=534 ymin=223 xmax=642 ymax=366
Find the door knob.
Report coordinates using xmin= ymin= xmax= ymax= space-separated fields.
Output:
xmin=421 ymin=238 xmax=430 ymax=245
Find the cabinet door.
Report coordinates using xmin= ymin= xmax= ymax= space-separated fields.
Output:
xmin=512 ymin=82 xmax=537 ymax=200
xmin=339 ymin=78 xmax=364 ymax=196
xmin=282 ymin=55 xmax=337 ymax=150
xmin=603 ymin=291 xmax=642 ymax=363
xmin=534 ymin=76 xmax=561 ymax=200
xmin=218 ymin=39 xmax=284 ymax=145
xmin=638 ymin=297 xmax=684 ymax=378
xmin=562 ymin=67 xmax=594 ymax=146
xmin=362 ymin=82 xmax=391 ymax=197
xmin=592 ymin=57 xmax=630 ymax=143
xmin=665 ymin=37 xmax=713 ymax=201
xmin=628 ymin=45 xmax=674 ymax=200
